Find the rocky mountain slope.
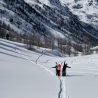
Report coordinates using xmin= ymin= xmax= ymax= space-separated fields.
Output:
xmin=60 ymin=0 xmax=98 ymax=30
xmin=0 ymin=0 xmax=98 ymax=45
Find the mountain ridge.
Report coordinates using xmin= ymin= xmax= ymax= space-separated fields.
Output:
xmin=0 ymin=0 xmax=98 ymax=45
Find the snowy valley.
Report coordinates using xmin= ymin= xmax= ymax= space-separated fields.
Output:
xmin=0 ymin=37 xmax=98 ymax=98
xmin=0 ymin=0 xmax=98 ymax=98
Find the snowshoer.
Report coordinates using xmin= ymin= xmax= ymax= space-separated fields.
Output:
xmin=56 ymin=62 xmax=63 ymax=76
xmin=62 ymin=60 xmax=71 ymax=76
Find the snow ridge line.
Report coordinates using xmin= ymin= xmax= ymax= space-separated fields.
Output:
xmin=37 ymin=63 xmax=55 ymax=76
xmin=16 ymin=49 xmax=30 ymax=60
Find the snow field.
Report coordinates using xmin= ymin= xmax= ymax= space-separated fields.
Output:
xmin=0 ymin=38 xmax=98 ymax=98
xmin=0 ymin=38 xmax=60 ymax=98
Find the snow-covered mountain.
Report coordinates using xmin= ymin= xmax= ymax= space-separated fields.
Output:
xmin=60 ymin=0 xmax=98 ymax=29
xmin=0 ymin=0 xmax=98 ymax=44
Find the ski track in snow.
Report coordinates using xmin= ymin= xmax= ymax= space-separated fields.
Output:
xmin=36 ymin=49 xmax=44 ymax=64
xmin=58 ymin=78 xmax=62 ymax=98
xmin=58 ymin=77 xmax=70 ymax=98
xmin=71 ymin=56 xmax=85 ymax=63
xmin=95 ymin=74 xmax=98 ymax=78
xmin=15 ymin=46 xmax=70 ymax=98
xmin=44 ymin=58 xmax=56 ymax=64
xmin=71 ymin=55 xmax=91 ymax=64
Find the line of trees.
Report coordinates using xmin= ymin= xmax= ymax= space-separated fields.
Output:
xmin=0 ymin=20 xmax=98 ymax=57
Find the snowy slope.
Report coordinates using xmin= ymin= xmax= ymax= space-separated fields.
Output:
xmin=65 ymin=55 xmax=98 ymax=98
xmin=0 ymin=38 xmax=59 ymax=98
xmin=0 ymin=38 xmax=98 ymax=98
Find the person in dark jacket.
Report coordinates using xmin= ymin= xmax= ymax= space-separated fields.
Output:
xmin=6 ymin=34 xmax=9 ymax=40
xmin=62 ymin=60 xmax=71 ymax=76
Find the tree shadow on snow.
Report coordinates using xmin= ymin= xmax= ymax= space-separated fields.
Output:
xmin=0 ymin=46 xmax=17 ymax=54
xmin=0 ymin=59 xmax=7 ymax=62
xmin=0 ymin=51 xmax=26 ymax=60
xmin=0 ymin=40 xmax=29 ymax=53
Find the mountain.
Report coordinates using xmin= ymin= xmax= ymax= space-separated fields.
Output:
xmin=0 ymin=0 xmax=98 ymax=45
xmin=60 ymin=0 xmax=98 ymax=29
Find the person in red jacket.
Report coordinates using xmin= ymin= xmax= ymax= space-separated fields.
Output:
xmin=56 ymin=62 xmax=63 ymax=76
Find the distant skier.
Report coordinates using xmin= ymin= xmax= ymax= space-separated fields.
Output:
xmin=56 ymin=62 xmax=63 ymax=76
xmin=6 ymin=34 xmax=9 ymax=40
xmin=62 ymin=60 xmax=71 ymax=76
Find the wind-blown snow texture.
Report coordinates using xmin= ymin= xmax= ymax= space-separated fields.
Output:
xmin=0 ymin=38 xmax=98 ymax=98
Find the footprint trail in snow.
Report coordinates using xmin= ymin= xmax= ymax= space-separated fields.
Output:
xmin=15 ymin=47 xmax=70 ymax=98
